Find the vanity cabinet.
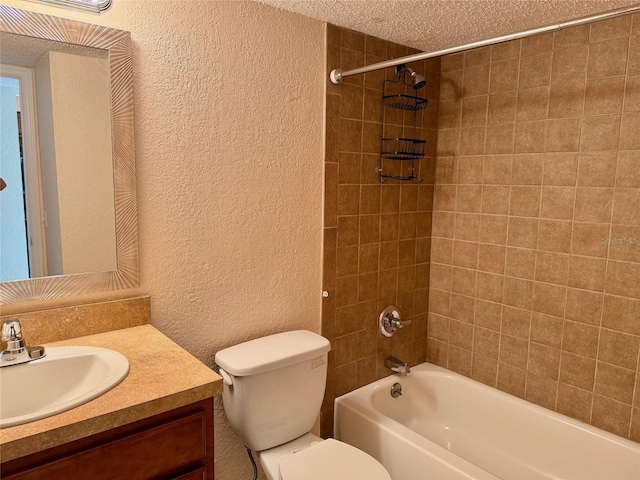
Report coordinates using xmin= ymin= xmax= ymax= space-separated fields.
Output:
xmin=1 ymin=398 xmax=214 ymax=480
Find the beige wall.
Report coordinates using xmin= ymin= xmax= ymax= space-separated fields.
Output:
xmin=321 ymin=24 xmax=439 ymax=436
xmin=430 ymin=14 xmax=640 ymax=441
xmin=0 ymin=1 xmax=325 ymax=478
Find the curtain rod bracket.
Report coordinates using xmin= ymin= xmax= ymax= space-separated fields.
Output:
xmin=330 ymin=68 xmax=343 ymax=85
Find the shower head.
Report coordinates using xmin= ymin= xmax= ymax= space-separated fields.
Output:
xmin=396 ymin=65 xmax=427 ymax=90
xmin=406 ymin=66 xmax=427 ymax=90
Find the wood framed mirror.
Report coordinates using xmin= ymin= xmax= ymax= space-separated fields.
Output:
xmin=0 ymin=6 xmax=138 ymax=305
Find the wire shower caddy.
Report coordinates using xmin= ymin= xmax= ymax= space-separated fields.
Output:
xmin=378 ymin=68 xmax=428 ymax=183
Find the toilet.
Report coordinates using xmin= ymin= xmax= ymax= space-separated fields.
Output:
xmin=215 ymin=330 xmax=391 ymax=480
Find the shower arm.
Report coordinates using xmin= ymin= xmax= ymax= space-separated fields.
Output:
xmin=329 ymin=3 xmax=640 ymax=84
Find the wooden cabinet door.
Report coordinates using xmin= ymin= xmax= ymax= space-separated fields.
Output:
xmin=3 ymin=399 xmax=214 ymax=480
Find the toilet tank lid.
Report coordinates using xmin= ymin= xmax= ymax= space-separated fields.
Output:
xmin=215 ymin=330 xmax=331 ymax=376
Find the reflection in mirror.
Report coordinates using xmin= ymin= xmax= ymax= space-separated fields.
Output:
xmin=1 ymin=32 xmax=116 ymax=281
xmin=0 ymin=6 xmax=138 ymax=305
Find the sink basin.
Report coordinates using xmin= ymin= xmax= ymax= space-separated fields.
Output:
xmin=0 ymin=346 xmax=129 ymax=428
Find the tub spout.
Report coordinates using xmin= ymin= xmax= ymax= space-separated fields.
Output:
xmin=385 ymin=356 xmax=411 ymax=375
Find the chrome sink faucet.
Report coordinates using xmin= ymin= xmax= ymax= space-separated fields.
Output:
xmin=385 ymin=356 xmax=411 ymax=375
xmin=1 ymin=319 xmax=46 ymax=367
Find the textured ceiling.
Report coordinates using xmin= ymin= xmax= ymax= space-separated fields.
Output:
xmin=255 ymin=0 xmax=640 ymax=52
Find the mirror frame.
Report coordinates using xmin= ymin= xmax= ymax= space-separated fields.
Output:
xmin=0 ymin=5 xmax=139 ymax=305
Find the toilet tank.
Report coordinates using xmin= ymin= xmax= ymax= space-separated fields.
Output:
xmin=215 ymin=330 xmax=331 ymax=451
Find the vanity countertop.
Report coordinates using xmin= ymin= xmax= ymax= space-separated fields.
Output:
xmin=0 ymin=324 xmax=223 ymax=462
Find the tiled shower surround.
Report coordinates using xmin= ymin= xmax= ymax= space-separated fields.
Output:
xmin=429 ymin=15 xmax=640 ymax=440
xmin=323 ymin=13 xmax=640 ymax=441
xmin=321 ymin=24 xmax=440 ymax=436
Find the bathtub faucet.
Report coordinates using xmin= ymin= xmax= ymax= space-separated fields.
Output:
xmin=385 ymin=356 xmax=411 ymax=375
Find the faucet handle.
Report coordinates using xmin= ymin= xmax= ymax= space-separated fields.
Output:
xmin=1 ymin=319 xmax=26 ymax=353
xmin=2 ymin=319 xmax=23 ymax=341
xmin=379 ymin=306 xmax=411 ymax=337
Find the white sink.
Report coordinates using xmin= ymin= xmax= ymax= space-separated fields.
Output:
xmin=0 ymin=346 xmax=129 ymax=428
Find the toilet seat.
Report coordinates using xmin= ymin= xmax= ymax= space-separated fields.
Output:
xmin=278 ymin=438 xmax=391 ymax=480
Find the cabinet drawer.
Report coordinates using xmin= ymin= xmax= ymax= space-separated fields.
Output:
xmin=6 ymin=411 xmax=207 ymax=480
xmin=172 ymin=467 xmax=206 ymax=480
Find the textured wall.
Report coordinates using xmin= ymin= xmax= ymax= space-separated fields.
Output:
xmin=430 ymin=14 xmax=640 ymax=440
xmin=0 ymin=1 xmax=325 ymax=478
xmin=321 ymin=24 xmax=439 ymax=436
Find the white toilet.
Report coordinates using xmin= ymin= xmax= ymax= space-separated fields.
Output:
xmin=215 ymin=330 xmax=391 ymax=480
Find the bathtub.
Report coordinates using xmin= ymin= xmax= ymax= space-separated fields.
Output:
xmin=334 ymin=362 xmax=640 ymax=480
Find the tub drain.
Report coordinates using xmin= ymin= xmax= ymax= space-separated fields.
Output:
xmin=390 ymin=382 xmax=402 ymax=398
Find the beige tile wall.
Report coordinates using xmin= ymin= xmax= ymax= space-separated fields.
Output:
xmin=430 ymin=14 xmax=640 ymax=440
xmin=322 ymin=24 xmax=440 ymax=436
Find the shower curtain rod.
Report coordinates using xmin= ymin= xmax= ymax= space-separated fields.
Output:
xmin=329 ymin=3 xmax=640 ymax=84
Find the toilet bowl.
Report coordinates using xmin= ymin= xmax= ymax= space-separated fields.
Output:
xmin=258 ymin=433 xmax=390 ymax=480
xmin=214 ymin=330 xmax=391 ymax=480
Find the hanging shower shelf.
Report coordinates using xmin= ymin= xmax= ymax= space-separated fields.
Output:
xmin=383 ymin=94 xmax=428 ymax=112
xmin=381 ymin=137 xmax=426 ymax=160
xmin=378 ymin=66 xmax=429 ymax=183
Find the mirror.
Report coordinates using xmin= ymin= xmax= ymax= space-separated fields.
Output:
xmin=1 ymin=32 xmax=116 ymax=280
xmin=0 ymin=6 xmax=138 ymax=305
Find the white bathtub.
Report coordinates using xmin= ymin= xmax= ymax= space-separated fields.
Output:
xmin=334 ymin=362 xmax=640 ymax=480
